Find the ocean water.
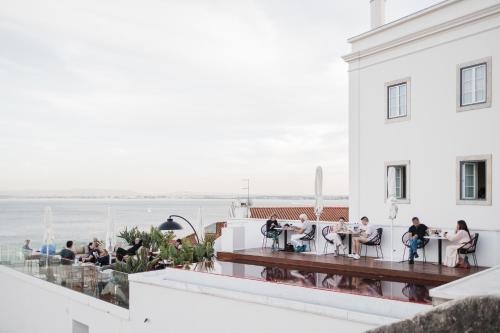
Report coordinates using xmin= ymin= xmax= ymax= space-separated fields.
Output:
xmin=0 ymin=198 xmax=346 ymax=249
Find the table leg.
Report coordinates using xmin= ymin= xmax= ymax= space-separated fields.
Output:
xmin=283 ymin=230 xmax=288 ymax=250
xmin=348 ymin=234 xmax=352 ymax=255
xmin=438 ymin=239 xmax=442 ymax=265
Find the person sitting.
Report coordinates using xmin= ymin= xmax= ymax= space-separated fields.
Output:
xmin=22 ymin=239 xmax=33 ymax=253
xmin=407 ymin=217 xmax=428 ymax=264
xmin=39 ymin=243 xmax=56 ymax=256
xmin=127 ymin=238 xmax=143 ymax=255
xmin=60 ymin=240 xmax=76 ymax=261
xmin=444 ymin=220 xmax=472 ymax=268
xmin=350 ymin=216 xmax=377 ymax=260
xmin=81 ymin=242 xmax=98 ymax=263
xmin=290 ymin=213 xmax=314 ymax=252
xmin=175 ymin=239 xmax=183 ymax=250
xmin=96 ymin=249 xmax=111 ymax=266
xmin=266 ymin=213 xmax=281 ymax=250
xmin=325 ymin=217 xmax=348 ymax=256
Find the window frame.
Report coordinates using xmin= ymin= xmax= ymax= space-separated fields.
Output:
xmin=385 ymin=77 xmax=411 ymax=123
xmin=456 ymin=155 xmax=492 ymax=206
xmin=385 ymin=160 xmax=410 ymax=204
xmin=456 ymin=57 xmax=492 ymax=112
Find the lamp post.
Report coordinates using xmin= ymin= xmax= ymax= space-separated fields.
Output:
xmin=159 ymin=215 xmax=200 ymax=243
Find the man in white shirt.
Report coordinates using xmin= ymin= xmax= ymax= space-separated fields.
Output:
xmin=290 ymin=213 xmax=314 ymax=252
xmin=350 ymin=216 xmax=377 ymax=260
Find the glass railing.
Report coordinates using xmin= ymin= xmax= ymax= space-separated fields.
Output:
xmin=0 ymin=245 xmax=129 ymax=309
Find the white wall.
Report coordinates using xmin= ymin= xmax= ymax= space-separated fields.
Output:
xmin=2 ymin=263 xmax=429 ymax=333
xmin=0 ymin=266 xmax=130 ymax=333
xmin=346 ymin=0 xmax=500 ymax=266
xmin=219 ymin=218 xmax=340 ymax=253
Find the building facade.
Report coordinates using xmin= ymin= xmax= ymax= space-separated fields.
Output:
xmin=344 ymin=0 xmax=500 ymax=266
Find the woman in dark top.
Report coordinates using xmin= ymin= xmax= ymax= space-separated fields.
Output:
xmin=127 ymin=238 xmax=143 ymax=255
xmin=265 ymin=214 xmax=280 ymax=250
xmin=408 ymin=217 xmax=428 ymax=264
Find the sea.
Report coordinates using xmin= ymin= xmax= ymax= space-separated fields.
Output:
xmin=0 ymin=198 xmax=347 ymax=249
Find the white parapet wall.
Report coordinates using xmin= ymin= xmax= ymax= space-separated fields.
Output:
xmin=0 ymin=261 xmax=432 ymax=333
xmin=0 ymin=265 xmax=130 ymax=333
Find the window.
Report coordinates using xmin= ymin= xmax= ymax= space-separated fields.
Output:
xmin=385 ymin=78 xmax=411 ymax=122
xmin=385 ymin=161 xmax=410 ymax=203
xmin=457 ymin=57 xmax=492 ymax=112
xmin=388 ymin=83 xmax=407 ymax=118
xmin=457 ymin=155 xmax=492 ymax=205
xmin=461 ymin=64 xmax=486 ymax=106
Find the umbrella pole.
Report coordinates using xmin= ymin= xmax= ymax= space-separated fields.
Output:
xmin=316 ymin=214 xmax=320 ymax=254
xmin=390 ymin=217 xmax=394 ymax=262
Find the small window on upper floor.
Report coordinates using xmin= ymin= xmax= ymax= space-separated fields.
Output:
xmin=457 ymin=57 xmax=492 ymax=112
xmin=385 ymin=78 xmax=411 ymax=123
xmin=456 ymin=155 xmax=492 ymax=206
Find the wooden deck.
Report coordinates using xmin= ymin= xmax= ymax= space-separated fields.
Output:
xmin=217 ymin=248 xmax=487 ymax=285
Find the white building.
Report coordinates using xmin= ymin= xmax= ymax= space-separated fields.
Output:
xmin=343 ymin=0 xmax=500 ymax=266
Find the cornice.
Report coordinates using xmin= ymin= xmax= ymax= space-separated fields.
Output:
xmin=343 ymin=2 xmax=500 ymax=63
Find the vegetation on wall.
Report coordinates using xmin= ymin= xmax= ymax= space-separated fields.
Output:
xmin=118 ymin=226 xmax=175 ymax=252
xmin=115 ymin=225 xmax=215 ymax=274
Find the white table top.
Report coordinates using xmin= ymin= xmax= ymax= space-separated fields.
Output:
xmin=424 ymin=235 xmax=447 ymax=240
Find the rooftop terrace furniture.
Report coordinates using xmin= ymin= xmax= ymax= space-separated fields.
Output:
xmin=458 ymin=233 xmax=479 ymax=267
xmin=401 ymin=231 xmax=429 ymax=262
xmin=321 ymin=226 xmax=346 ymax=255
xmin=260 ymin=224 xmax=282 ymax=249
xmin=361 ymin=228 xmax=383 ymax=258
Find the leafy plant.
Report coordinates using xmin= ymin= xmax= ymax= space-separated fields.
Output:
xmin=118 ymin=226 xmax=176 ymax=251
xmin=115 ymin=247 xmax=160 ymax=274
xmin=118 ymin=226 xmax=141 ymax=245
xmin=160 ymin=236 xmax=214 ymax=266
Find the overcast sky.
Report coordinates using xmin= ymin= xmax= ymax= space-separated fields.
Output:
xmin=0 ymin=0 xmax=441 ymax=196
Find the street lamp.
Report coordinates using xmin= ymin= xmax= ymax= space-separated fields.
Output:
xmin=158 ymin=215 xmax=200 ymax=243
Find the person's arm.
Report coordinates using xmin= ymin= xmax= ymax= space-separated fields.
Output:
xmin=445 ymin=230 xmax=463 ymax=242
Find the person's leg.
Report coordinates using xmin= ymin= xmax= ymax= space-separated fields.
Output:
xmin=409 ymin=238 xmax=418 ymax=261
xmin=291 ymin=234 xmax=302 ymax=248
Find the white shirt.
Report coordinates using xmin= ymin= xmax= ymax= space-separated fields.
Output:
xmin=301 ymin=220 xmax=314 ymax=235
xmin=362 ymin=224 xmax=378 ymax=240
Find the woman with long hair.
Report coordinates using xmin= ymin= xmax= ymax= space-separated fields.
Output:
xmin=443 ymin=220 xmax=472 ymax=267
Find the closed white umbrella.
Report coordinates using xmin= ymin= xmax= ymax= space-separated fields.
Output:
xmin=42 ymin=207 xmax=54 ymax=266
xmin=314 ymin=166 xmax=324 ymax=254
xmin=386 ymin=167 xmax=399 ymax=261
xmin=105 ymin=207 xmax=115 ymax=265
xmin=196 ymin=207 xmax=204 ymax=242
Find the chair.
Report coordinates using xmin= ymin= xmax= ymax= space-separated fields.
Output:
xmin=361 ymin=228 xmax=383 ymax=258
xmin=300 ymin=225 xmax=316 ymax=252
xmin=458 ymin=233 xmax=479 ymax=267
xmin=260 ymin=224 xmax=282 ymax=249
xmin=401 ymin=232 xmax=429 ymax=262
xmin=322 ymin=226 xmax=346 ymax=255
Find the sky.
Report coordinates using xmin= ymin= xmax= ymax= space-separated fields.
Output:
xmin=0 ymin=0 xmax=442 ymax=196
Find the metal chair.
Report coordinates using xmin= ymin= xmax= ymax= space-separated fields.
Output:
xmin=260 ymin=224 xmax=282 ymax=249
xmin=322 ymin=226 xmax=346 ymax=254
xmin=361 ymin=228 xmax=383 ymax=258
xmin=300 ymin=225 xmax=316 ymax=252
xmin=401 ymin=231 xmax=429 ymax=262
xmin=458 ymin=233 xmax=479 ymax=267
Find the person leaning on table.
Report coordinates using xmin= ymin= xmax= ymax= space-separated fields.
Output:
xmin=443 ymin=220 xmax=472 ymax=268
xmin=324 ymin=217 xmax=348 ymax=256
xmin=265 ymin=213 xmax=281 ymax=249
xmin=407 ymin=217 xmax=428 ymax=264
xmin=350 ymin=216 xmax=377 ymax=260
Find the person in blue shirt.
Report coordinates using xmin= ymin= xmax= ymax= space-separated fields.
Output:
xmin=39 ymin=243 xmax=56 ymax=255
